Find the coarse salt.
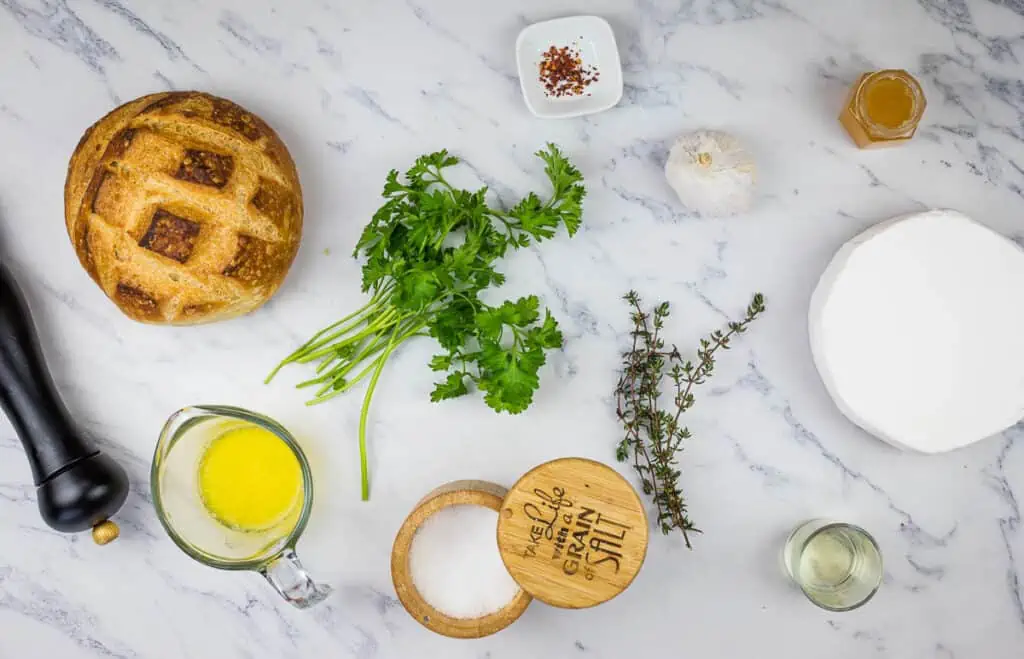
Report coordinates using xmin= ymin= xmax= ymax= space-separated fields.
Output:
xmin=409 ymin=504 xmax=520 ymax=619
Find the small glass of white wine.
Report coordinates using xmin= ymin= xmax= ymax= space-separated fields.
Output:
xmin=783 ymin=519 xmax=882 ymax=611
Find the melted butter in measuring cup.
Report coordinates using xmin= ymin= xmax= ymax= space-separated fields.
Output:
xmin=198 ymin=425 xmax=303 ymax=531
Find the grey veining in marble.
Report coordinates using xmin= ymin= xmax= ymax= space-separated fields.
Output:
xmin=1 ymin=0 xmax=1024 ymax=657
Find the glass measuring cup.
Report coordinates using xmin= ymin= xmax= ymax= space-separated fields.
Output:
xmin=152 ymin=405 xmax=331 ymax=608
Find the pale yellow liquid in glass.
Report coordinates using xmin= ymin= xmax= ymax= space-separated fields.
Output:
xmin=799 ymin=531 xmax=855 ymax=586
xmin=198 ymin=426 xmax=303 ymax=532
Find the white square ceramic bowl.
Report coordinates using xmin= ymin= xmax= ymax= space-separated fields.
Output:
xmin=516 ymin=16 xmax=624 ymax=119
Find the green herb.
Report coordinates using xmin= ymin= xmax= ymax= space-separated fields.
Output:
xmin=614 ymin=291 xmax=765 ymax=547
xmin=268 ymin=145 xmax=585 ymax=500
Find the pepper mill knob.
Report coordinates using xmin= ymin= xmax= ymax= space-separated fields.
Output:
xmin=92 ymin=520 xmax=120 ymax=545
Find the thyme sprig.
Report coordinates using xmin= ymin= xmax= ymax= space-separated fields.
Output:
xmin=614 ymin=291 xmax=765 ymax=548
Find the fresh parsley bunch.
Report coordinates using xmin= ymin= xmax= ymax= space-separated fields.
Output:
xmin=268 ymin=144 xmax=585 ymax=499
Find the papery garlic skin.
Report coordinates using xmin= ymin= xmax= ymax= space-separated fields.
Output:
xmin=665 ymin=130 xmax=756 ymax=217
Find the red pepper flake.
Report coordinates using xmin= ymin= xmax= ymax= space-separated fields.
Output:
xmin=538 ymin=43 xmax=599 ymax=98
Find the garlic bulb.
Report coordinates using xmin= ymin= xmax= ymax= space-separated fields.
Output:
xmin=664 ymin=130 xmax=756 ymax=217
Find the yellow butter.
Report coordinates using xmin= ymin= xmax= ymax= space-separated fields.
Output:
xmin=198 ymin=426 xmax=302 ymax=532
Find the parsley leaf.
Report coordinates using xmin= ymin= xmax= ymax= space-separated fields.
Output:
xmin=477 ymin=339 xmax=546 ymax=414
xmin=431 ymin=372 xmax=469 ymax=402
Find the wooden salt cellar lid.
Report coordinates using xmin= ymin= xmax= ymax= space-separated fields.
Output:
xmin=497 ymin=458 xmax=648 ymax=609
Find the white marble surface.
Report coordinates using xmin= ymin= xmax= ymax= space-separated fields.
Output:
xmin=1 ymin=0 xmax=1023 ymax=657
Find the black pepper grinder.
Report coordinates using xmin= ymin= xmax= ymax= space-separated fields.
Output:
xmin=0 ymin=261 xmax=128 ymax=544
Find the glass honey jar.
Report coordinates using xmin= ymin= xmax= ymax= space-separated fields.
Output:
xmin=839 ymin=70 xmax=926 ymax=148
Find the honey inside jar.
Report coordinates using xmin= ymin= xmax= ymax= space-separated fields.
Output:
xmin=863 ymin=77 xmax=914 ymax=129
xmin=839 ymin=70 xmax=926 ymax=149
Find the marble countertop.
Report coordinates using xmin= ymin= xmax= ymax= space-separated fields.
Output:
xmin=2 ymin=0 xmax=1024 ymax=657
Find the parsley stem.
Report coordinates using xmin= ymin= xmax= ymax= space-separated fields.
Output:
xmin=295 ymin=309 xmax=400 ymax=363
xmin=313 ymin=351 xmax=385 ymax=398
xmin=315 ymin=347 xmax=348 ymax=374
xmin=266 ymin=290 xmax=393 ymax=383
xmin=308 ymin=328 xmax=406 ymax=396
xmin=300 ymin=310 xmax=378 ymax=352
xmin=305 ymin=319 xmax=426 ymax=403
xmin=306 ymin=289 xmax=387 ymax=343
xmin=306 ymin=304 xmax=385 ymax=346
xmin=297 ymin=341 xmax=378 ymax=388
xmin=357 ymin=320 xmax=417 ymax=500
xmin=490 ymin=212 xmax=515 ymax=236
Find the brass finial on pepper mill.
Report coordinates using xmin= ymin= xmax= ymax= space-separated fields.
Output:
xmin=92 ymin=520 xmax=121 ymax=545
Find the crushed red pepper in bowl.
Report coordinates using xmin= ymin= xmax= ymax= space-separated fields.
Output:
xmin=538 ymin=42 xmax=600 ymax=98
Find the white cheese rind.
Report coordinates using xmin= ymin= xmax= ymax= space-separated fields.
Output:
xmin=809 ymin=209 xmax=1024 ymax=454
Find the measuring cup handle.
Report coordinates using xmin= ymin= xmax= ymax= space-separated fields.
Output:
xmin=259 ymin=548 xmax=332 ymax=609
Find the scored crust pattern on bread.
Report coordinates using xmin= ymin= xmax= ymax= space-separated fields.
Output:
xmin=64 ymin=91 xmax=303 ymax=325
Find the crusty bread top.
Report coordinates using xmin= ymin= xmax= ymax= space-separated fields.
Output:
xmin=64 ymin=91 xmax=303 ymax=325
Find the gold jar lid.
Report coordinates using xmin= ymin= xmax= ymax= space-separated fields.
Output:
xmin=497 ymin=457 xmax=648 ymax=609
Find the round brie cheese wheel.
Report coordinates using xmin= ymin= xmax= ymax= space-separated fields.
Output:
xmin=809 ymin=210 xmax=1024 ymax=453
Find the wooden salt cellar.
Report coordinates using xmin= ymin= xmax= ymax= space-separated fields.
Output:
xmin=391 ymin=480 xmax=533 ymax=639
xmin=391 ymin=458 xmax=649 ymax=639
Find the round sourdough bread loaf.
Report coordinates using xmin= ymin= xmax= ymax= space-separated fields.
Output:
xmin=64 ymin=91 xmax=303 ymax=325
